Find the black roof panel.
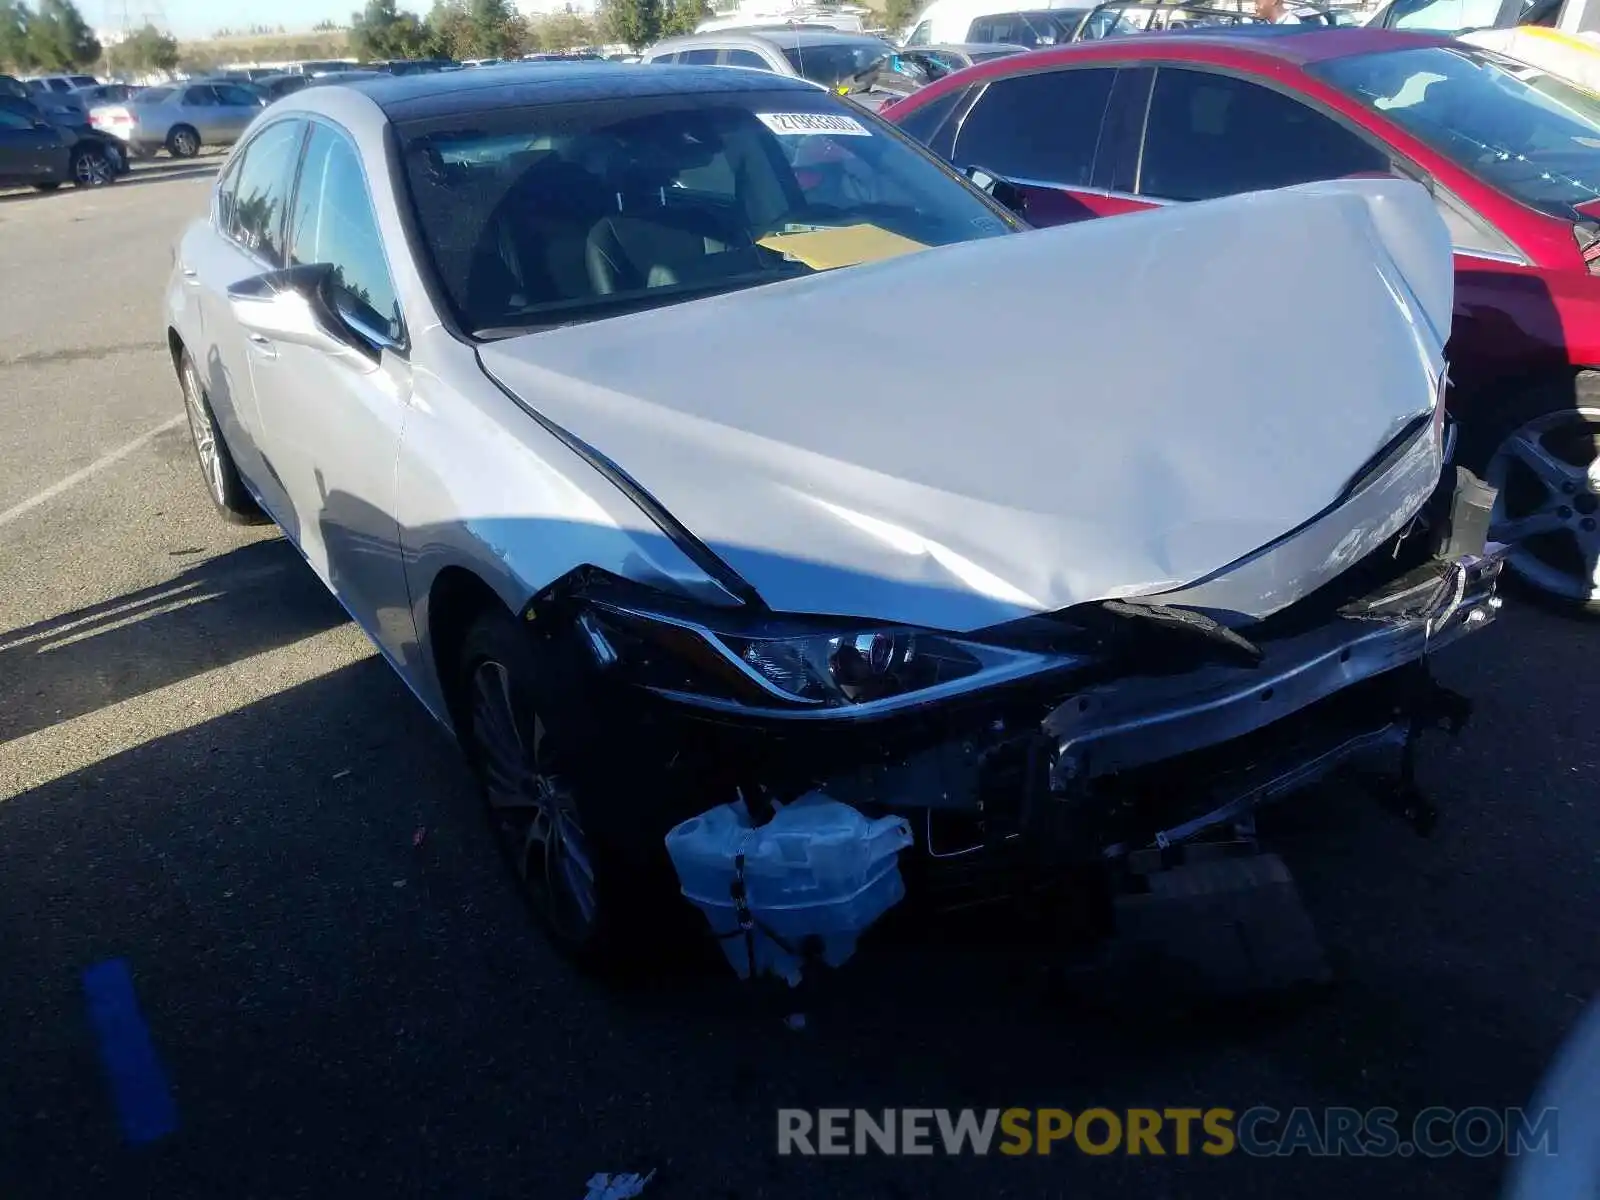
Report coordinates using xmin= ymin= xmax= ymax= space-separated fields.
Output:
xmin=364 ymin=62 xmax=822 ymax=121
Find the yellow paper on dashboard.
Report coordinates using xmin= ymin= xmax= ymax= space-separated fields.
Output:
xmin=756 ymin=224 xmax=929 ymax=271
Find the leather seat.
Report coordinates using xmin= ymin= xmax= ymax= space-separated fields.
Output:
xmin=585 ymin=204 xmax=763 ymax=294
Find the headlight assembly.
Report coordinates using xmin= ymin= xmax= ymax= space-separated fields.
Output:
xmin=584 ymin=601 xmax=1081 ymax=719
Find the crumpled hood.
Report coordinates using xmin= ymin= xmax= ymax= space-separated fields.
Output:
xmin=479 ymin=178 xmax=1452 ymax=632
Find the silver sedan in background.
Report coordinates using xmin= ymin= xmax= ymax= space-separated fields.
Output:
xmin=91 ymin=80 xmax=266 ymax=158
xmin=163 ymin=63 xmax=1503 ymax=978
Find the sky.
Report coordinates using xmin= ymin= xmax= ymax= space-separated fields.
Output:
xmin=107 ymin=0 xmax=428 ymax=40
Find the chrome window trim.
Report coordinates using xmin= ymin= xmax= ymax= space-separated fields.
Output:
xmin=1452 ymin=245 xmax=1530 ymax=266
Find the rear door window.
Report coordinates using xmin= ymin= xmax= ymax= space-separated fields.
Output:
xmin=723 ymin=49 xmax=771 ymax=69
xmin=215 ymin=84 xmax=261 ymax=106
xmin=183 ymin=86 xmax=219 ymax=106
xmin=952 ymin=67 xmax=1116 ymax=184
xmin=1138 ymin=67 xmax=1388 ymax=201
xmin=680 ymin=48 xmax=721 ymax=64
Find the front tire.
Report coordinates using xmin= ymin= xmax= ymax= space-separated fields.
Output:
xmin=178 ymin=351 xmax=263 ymax=524
xmin=1461 ymin=371 xmax=1600 ymax=614
xmin=166 ymin=125 xmax=200 ymax=159
xmin=455 ymin=605 xmax=682 ymax=976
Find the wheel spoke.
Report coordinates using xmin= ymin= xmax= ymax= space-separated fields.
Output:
xmin=1492 ymin=509 xmax=1566 ymax=543
xmin=469 ymin=657 xmax=599 ymax=941
xmin=1507 ymin=432 xmax=1584 ymax=493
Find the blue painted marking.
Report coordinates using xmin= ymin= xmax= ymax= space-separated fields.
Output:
xmin=81 ymin=959 xmax=178 ymax=1145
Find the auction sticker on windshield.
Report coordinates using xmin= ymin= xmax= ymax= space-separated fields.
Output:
xmin=758 ymin=112 xmax=872 ymax=137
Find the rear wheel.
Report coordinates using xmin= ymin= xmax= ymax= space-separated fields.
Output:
xmin=166 ymin=125 xmax=200 ymax=158
xmin=70 ymin=145 xmax=114 ymax=187
xmin=1462 ymin=371 xmax=1600 ymax=614
xmin=177 ymin=351 xmax=263 ymax=524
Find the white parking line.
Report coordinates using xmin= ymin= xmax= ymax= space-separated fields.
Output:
xmin=0 ymin=415 xmax=184 ymax=530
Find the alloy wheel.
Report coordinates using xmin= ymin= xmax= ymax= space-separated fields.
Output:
xmin=469 ymin=659 xmax=599 ymax=943
xmin=180 ymin=361 xmax=226 ymax=506
xmin=1484 ymin=406 xmax=1600 ymax=604
xmin=171 ymin=130 xmax=198 ymax=157
xmin=74 ymin=150 xmax=111 ymax=186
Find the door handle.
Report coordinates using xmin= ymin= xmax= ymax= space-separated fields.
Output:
xmin=179 ymin=264 xmax=199 ymax=287
xmin=246 ymin=332 xmax=277 ymax=358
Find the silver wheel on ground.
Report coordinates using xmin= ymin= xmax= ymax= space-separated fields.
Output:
xmin=180 ymin=357 xmax=227 ymax=507
xmin=71 ymin=147 xmax=113 ymax=187
xmin=167 ymin=126 xmax=199 ymax=158
xmin=1484 ymin=405 xmax=1600 ymax=607
xmin=175 ymin=350 xmax=265 ymax=524
xmin=469 ymin=659 xmax=599 ymax=945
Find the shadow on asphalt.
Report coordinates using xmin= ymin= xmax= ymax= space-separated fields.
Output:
xmin=117 ymin=162 xmax=221 ymax=189
xmin=0 ymin=639 xmax=1575 ymax=1198
xmin=0 ymin=159 xmax=218 ymax=204
xmin=0 ymin=515 xmax=1592 ymax=1196
xmin=0 ymin=539 xmax=348 ymax=743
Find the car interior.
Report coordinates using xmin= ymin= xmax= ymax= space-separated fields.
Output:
xmin=407 ymin=107 xmax=934 ymax=330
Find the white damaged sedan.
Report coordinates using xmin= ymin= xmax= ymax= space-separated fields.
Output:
xmin=165 ymin=62 xmax=1505 ymax=972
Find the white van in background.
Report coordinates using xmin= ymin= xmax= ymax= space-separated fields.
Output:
xmin=899 ymin=0 xmax=1097 ymax=45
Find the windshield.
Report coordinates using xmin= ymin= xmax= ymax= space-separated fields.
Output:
xmin=1310 ymin=44 xmax=1600 ymax=214
xmin=781 ymin=40 xmax=895 ymax=85
xmin=398 ymin=90 xmax=1017 ymax=336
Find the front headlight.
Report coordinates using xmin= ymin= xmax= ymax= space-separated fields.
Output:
xmin=586 ymin=602 xmax=1080 ymax=717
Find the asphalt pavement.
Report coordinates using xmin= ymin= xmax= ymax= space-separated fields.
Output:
xmin=0 ymin=163 xmax=1597 ymax=1200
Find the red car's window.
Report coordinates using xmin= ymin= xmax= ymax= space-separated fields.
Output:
xmin=1139 ymin=67 xmax=1389 ymax=201
xmin=1311 ymin=44 xmax=1600 ymax=216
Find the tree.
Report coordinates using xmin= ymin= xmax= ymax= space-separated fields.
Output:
xmin=660 ymin=0 xmax=708 ymax=36
xmin=500 ymin=11 xmax=531 ymax=55
xmin=0 ymin=0 xmax=35 ymax=72
xmin=468 ymin=0 xmax=511 ymax=56
xmin=425 ymin=0 xmax=473 ymax=57
xmin=350 ymin=0 xmax=428 ymax=59
xmin=883 ymin=0 xmax=919 ymax=36
xmin=597 ymin=0 xmax=658 ymax=49
xmin=107 ymin=21 xmax=177 ymax=72
xmin=25 ymin=0 xmax=98 ymax=69
xmin=537 ymin=8 xmax=594 ymax=49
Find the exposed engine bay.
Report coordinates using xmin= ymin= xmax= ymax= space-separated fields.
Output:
xmin=527 ymin=465 xmax=1505 ymax=983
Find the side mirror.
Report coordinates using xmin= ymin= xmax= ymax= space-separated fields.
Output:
xmin=964 ymin=164 xmax=1028 ymax=219
xmin=226 ymin=264 xmax=374 ymax=361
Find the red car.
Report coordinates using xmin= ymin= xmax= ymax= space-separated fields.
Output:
xmin=884 ymin=28 xmax=1600 ymax=611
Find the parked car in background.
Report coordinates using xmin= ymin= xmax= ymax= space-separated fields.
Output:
xmin=886 ymin=28 xmax=1600 ymax=610
xmin=24 ymin=73 xmax=100 ymax=97
xmin=92 ymin=80 xmax=267 ymax=157
xmin=643 ymin=28 xmax=897 ymax=88
xmin=896 ymin=41 xmax=1032 ymax=77
xmin=165 ymin=63 xmax=1503 ymax=973
xmin=287 ymin=60 xmax=359 ymax=75
xmin=3 ymin=72 xmax=89 ymax=127
xmin=257 ymin=73 xmax=313 ymax=100
xmin=0 ymin=93 xmax=125 ymax=189
xmin=371 ymin=57 xmax=460 ymax=74
xmin=902 ymin=0 xmax=1097 ymax=45
xmin=68 ymin=83 xmax=140 ymax=110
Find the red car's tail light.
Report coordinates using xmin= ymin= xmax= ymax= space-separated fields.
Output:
xmin=1573 ymin=218 xmax=1600 ymax=275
